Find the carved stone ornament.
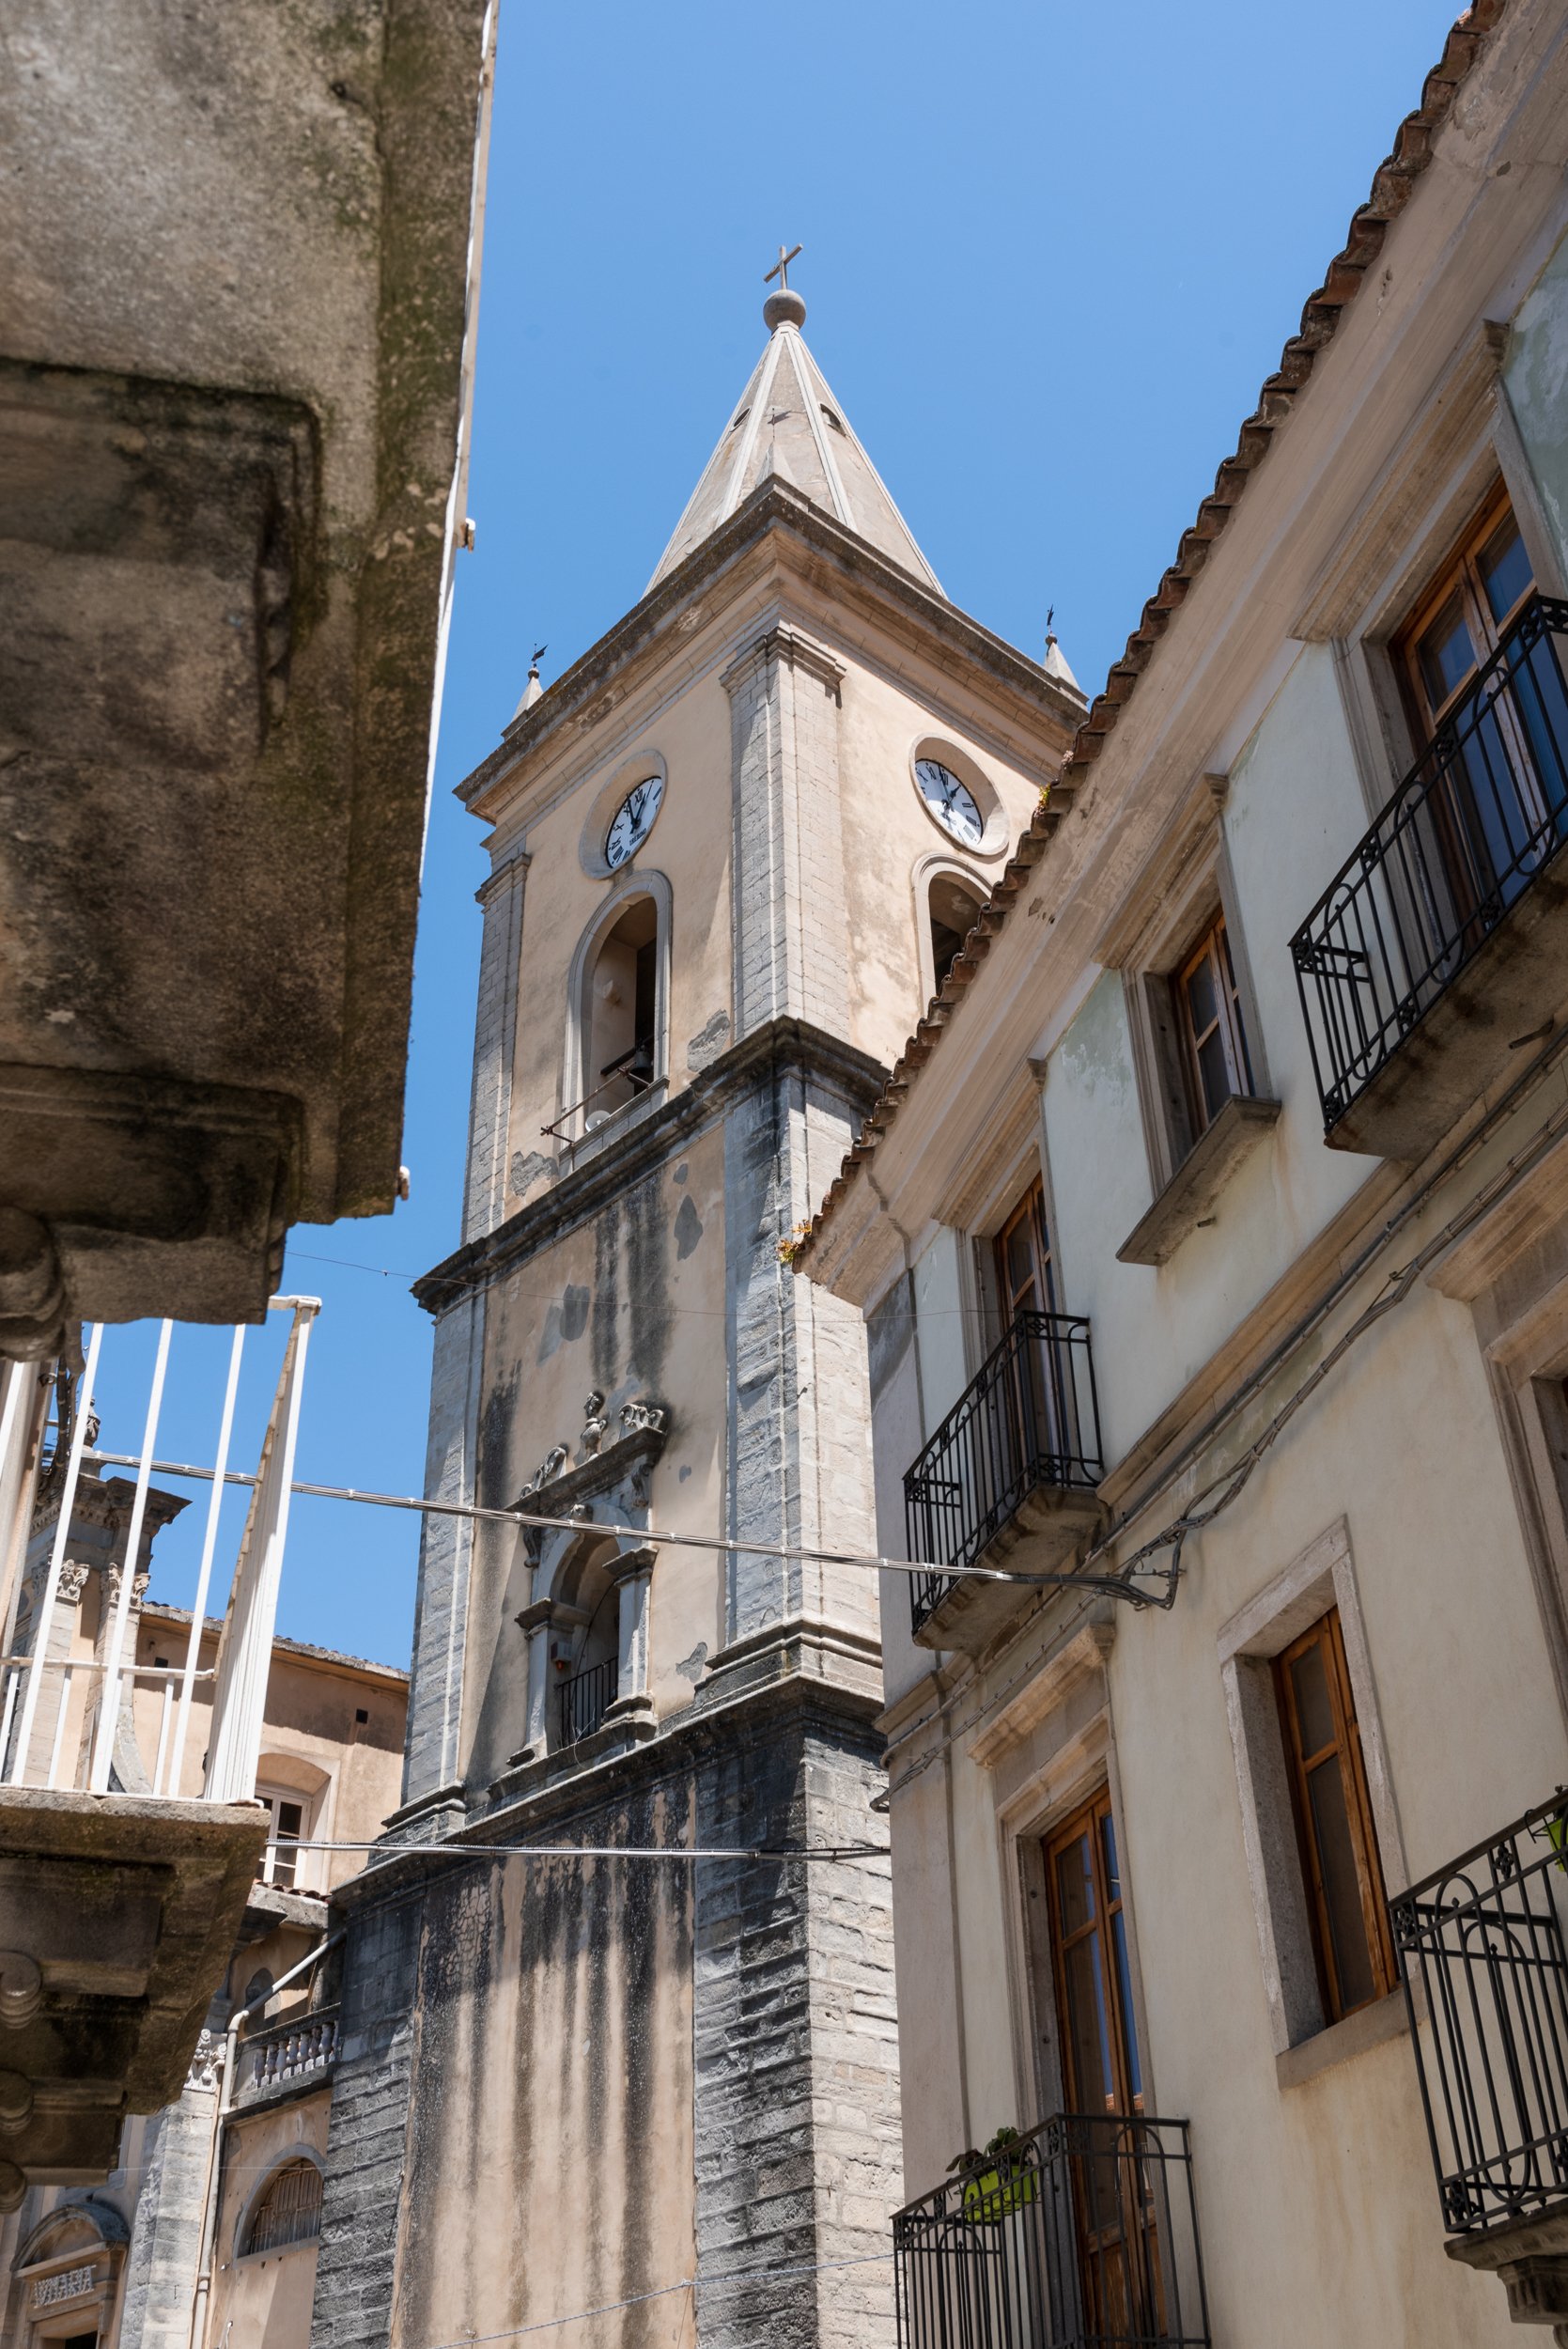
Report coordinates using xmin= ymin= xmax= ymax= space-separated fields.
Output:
xmin=523 ymin=1444 xmax=569 ymax=1498
xmin=185 ymin=2029 xmax=222 ymax=2092
xmin=579 ymin=1392 xmax=609 ymax=1459
xmin=620 ymin=1398 xmax=667 ymax=1439
xmin=102 ymin=1564 xmax=151 ymax=1610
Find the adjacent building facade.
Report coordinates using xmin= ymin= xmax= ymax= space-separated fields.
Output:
xmin=308 ymin=282 xmax=1086 ymax=2349
xmin=0 ymin=1480 xmax=407 ymax=2349
xmin=799 ymin=3 xmax=1568 ymax=2342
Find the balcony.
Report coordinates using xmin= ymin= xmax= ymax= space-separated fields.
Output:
xmin=0 ymin=1302 xmax=313 ymax=2192
xmin=905 ymin=1312 xmax=1104 ymax=1655
xmin=232 ymin=2004 xmax=340 ymax=2113
xmin=893 ymin=2112 xmax=1209 ymax=2349
xmin=1291 ymin=594 xmax=1568 ymax=1160
xmin=558 ymin=1657 xmax=618 ymax=1748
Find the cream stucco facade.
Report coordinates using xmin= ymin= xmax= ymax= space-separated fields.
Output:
xmin=802 ymin=4 xmax=1568 ymax=2342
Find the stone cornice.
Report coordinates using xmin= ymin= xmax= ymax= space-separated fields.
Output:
xmin=455 ymin=480 xmax=1084 ymax=816
xmin=332 ymin=1669 xmax=888 ymax=1909
xmin=413 ymin=1016 xmax=888 ymax=1313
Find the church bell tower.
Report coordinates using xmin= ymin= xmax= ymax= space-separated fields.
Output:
xmin=310 ymin=260 xmax=1082 ymax=2349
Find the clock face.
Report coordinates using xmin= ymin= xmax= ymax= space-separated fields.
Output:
xmin=604 ymin=773 xmax=664 ymax=870
xmin=915 ymin=758 xmax=984 ymax=848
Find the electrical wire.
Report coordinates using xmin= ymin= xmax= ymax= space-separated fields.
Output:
xmin=409 ymin=2248 xmax=893 ymax=2349
xmin=879 ymin=1027 xmax=1568 ymax=1797
xmin=78 ymin=1447 xmax=1161 ymax=1605
xmin=274 ymin=1835 xmax=885 ymax=1864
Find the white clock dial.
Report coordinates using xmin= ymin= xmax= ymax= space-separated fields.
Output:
xmin=604 ymin=772 xmax=664 ymax=870
xmin=915 ymin=758 xmax=985 ymax=848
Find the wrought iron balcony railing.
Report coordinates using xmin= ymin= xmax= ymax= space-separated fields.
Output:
xmin=1291 ymin=593 xmax=1568 ymax=1137
xmin=1391 ymin=1788 xmax=1568 ymax=2234
xmin=234 ymin=2005 xmax=340 ymax=2109
xmin=893 ymin=2112 xmax=1209 ymax=2349
xmin=905 ymin=1311 xmax=1102 ymax=1635
xmin=557 ymin=1656 xmax=618 ymax=1748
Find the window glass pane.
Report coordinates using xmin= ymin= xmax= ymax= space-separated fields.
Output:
xmin=1100 ymin=1812 xmax=1119 ymax=1902
xmin=1056 ymin=1832 xmax=1095 ymax=1934
xmin=1479 ymin=517 xmax=1532 ymax=629
xmin=1418 ymin=595 xmax=1478 ymax=711
xmin=1306 ymin=1757 xmax=1376 ymax=2012
xmin=1288 ymin=1641 xmax=1336 ymax=1759
xmin=1196 ymin=1029 xmax=1231 ymax=1123
xmin=1184 ymin=950 xmax=1219 ymax=1039
xmin=1004 ymin=1220 xmax=1035 ymax=1309
xmin=1062 ymin=1933 xmax=1116 ymax=2111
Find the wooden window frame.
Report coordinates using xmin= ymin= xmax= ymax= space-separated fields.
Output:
xmin=1391 ymin=477 xmax=1534 ymax=743
xmin=1043 ymin=1786 xmax=1143 ymax=2118
xmin=1172 ymin=910 xmax=1253 ymax=1143
xmin=994 ymin=1177 xmax=1055 ymax=1325
xmin=1273 ymin=1609 xmax=1396 ymax=2024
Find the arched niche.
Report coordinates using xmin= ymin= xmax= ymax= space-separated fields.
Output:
xmin=233 ymin=2147 xmax=325 ymax=2263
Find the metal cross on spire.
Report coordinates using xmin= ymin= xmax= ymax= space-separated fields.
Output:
xmin=765 ymin=241 xmax=802 ymax=290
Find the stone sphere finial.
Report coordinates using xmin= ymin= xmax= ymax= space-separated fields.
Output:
xmin=763 ymin=285 xmax=806 ymax=334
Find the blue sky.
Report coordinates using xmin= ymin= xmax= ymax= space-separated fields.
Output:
xmin=101 ymin=0 xmax=1465 ymax=1665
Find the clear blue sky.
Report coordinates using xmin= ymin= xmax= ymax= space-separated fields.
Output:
xmin=102 ymin=0 xmax=1463 ymax=1665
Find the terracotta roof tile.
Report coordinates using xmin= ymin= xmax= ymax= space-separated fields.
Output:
xmin=796 ymin=2 xmax=1512 ymax=1265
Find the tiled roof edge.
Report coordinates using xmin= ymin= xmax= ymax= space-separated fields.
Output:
xmin=794 ymin=0 xmax=1508 ymax=1267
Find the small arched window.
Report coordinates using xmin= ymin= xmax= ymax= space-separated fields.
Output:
xmin=242 ymin=2158 xmax=322 ymax=2257
xmin=928 ymin=872 xmax=986 ymax=992
xmin=582 ymin=895 xmax=661 ymax=1130
xmin=551 ymin=1538 xmax=621 ymax=1751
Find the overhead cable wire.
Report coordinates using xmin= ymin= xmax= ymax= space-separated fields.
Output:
xmin=78 ymin=1448 xmax=1159 ymax=1605
xmin=407 ymin=2248 xmax=894 ymax=2349
xmin=881 ymin=1030 xmax=1568 ymax=1797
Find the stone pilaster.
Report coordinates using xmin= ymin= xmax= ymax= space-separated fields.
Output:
xmin=309 ymin=1891 xmax=425 ymax=2349
xmin=722 ymin=627 xmax=849 ymax=1041
xmin=721 ymin=1048 xmax=880 ymax=1656
xmin=115 ymin=2033 xmax=222 ymax=2349
xmin=400 ymin=1289 xmax=485 ymax=1807
xmin=463 ymin=845 xmax=530 ymax=1245
xmin=691 ymin=1705 xmax=899 ymax=2349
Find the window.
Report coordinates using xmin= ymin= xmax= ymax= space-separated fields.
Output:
xmin=1172 ymin=910 xmax=1253 ymax=1138
xmin=1273 ymin=1608 xmax=1395 ymax=2024
xmin=1044 ymin=1789 xmax=1143 ymax=2116
xmin=995 ymin=1178 xmax=1054 ymax=1321
xmin=587 ymin=897 xmax=657 ymax=1123
xmin=256 ymin=1790 xmax=305 ymax=1890
xmin=1390 ymin=484 xmax=1550 ymax=919
xmin=1393 ymin=485 xmax=1533 ymax=741
xmin=242 ymin=2158 xmax=322 ymax=2256
xmin=927 ymin=872 xmax=985 ymax=993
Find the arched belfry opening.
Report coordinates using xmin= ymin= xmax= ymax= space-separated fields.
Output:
xmin=928 ymin=870 xmax=986 ymax=993
xmin=574 ymin=889 xmax=666 ymax=1134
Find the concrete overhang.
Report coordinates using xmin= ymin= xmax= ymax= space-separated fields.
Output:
xmin=0 ymin=0 xmax=496 ymax=1358
xmin=0 ymin=1787 xmax=269 ymax=2199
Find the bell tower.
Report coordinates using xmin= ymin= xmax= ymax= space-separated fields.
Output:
xmin=310 ymin=268 xmax=1084 ymax=2349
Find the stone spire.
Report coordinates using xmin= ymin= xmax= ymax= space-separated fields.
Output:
xmin=646 ymin=256 xmax=943 ymax=595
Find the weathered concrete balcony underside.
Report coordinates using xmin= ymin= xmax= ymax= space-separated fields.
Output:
xmin=0 ymin=1788 xmax=267 ymax=2199
xmin=912 ymin=1487 xmax=1109 ymax=1657
xmin=0 ymin=0 xmax=494 ymax=1358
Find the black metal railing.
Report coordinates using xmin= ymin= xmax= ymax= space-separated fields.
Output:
xmin=893 ymin=2113 xmax=1209 ymax=2349
xmin=1391 ymin=1787 xmax=1568 ymax=2234
xmin=542 ymin=1037 xmax=658 ymax=1143
xmin=1291 ymin=594 xmax=1568 ymax=1135
xmin=905 ymin=1312 xmax=1102 ymax=1634
xmin=557 ymin=1657 xmax=618 ymax=1748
